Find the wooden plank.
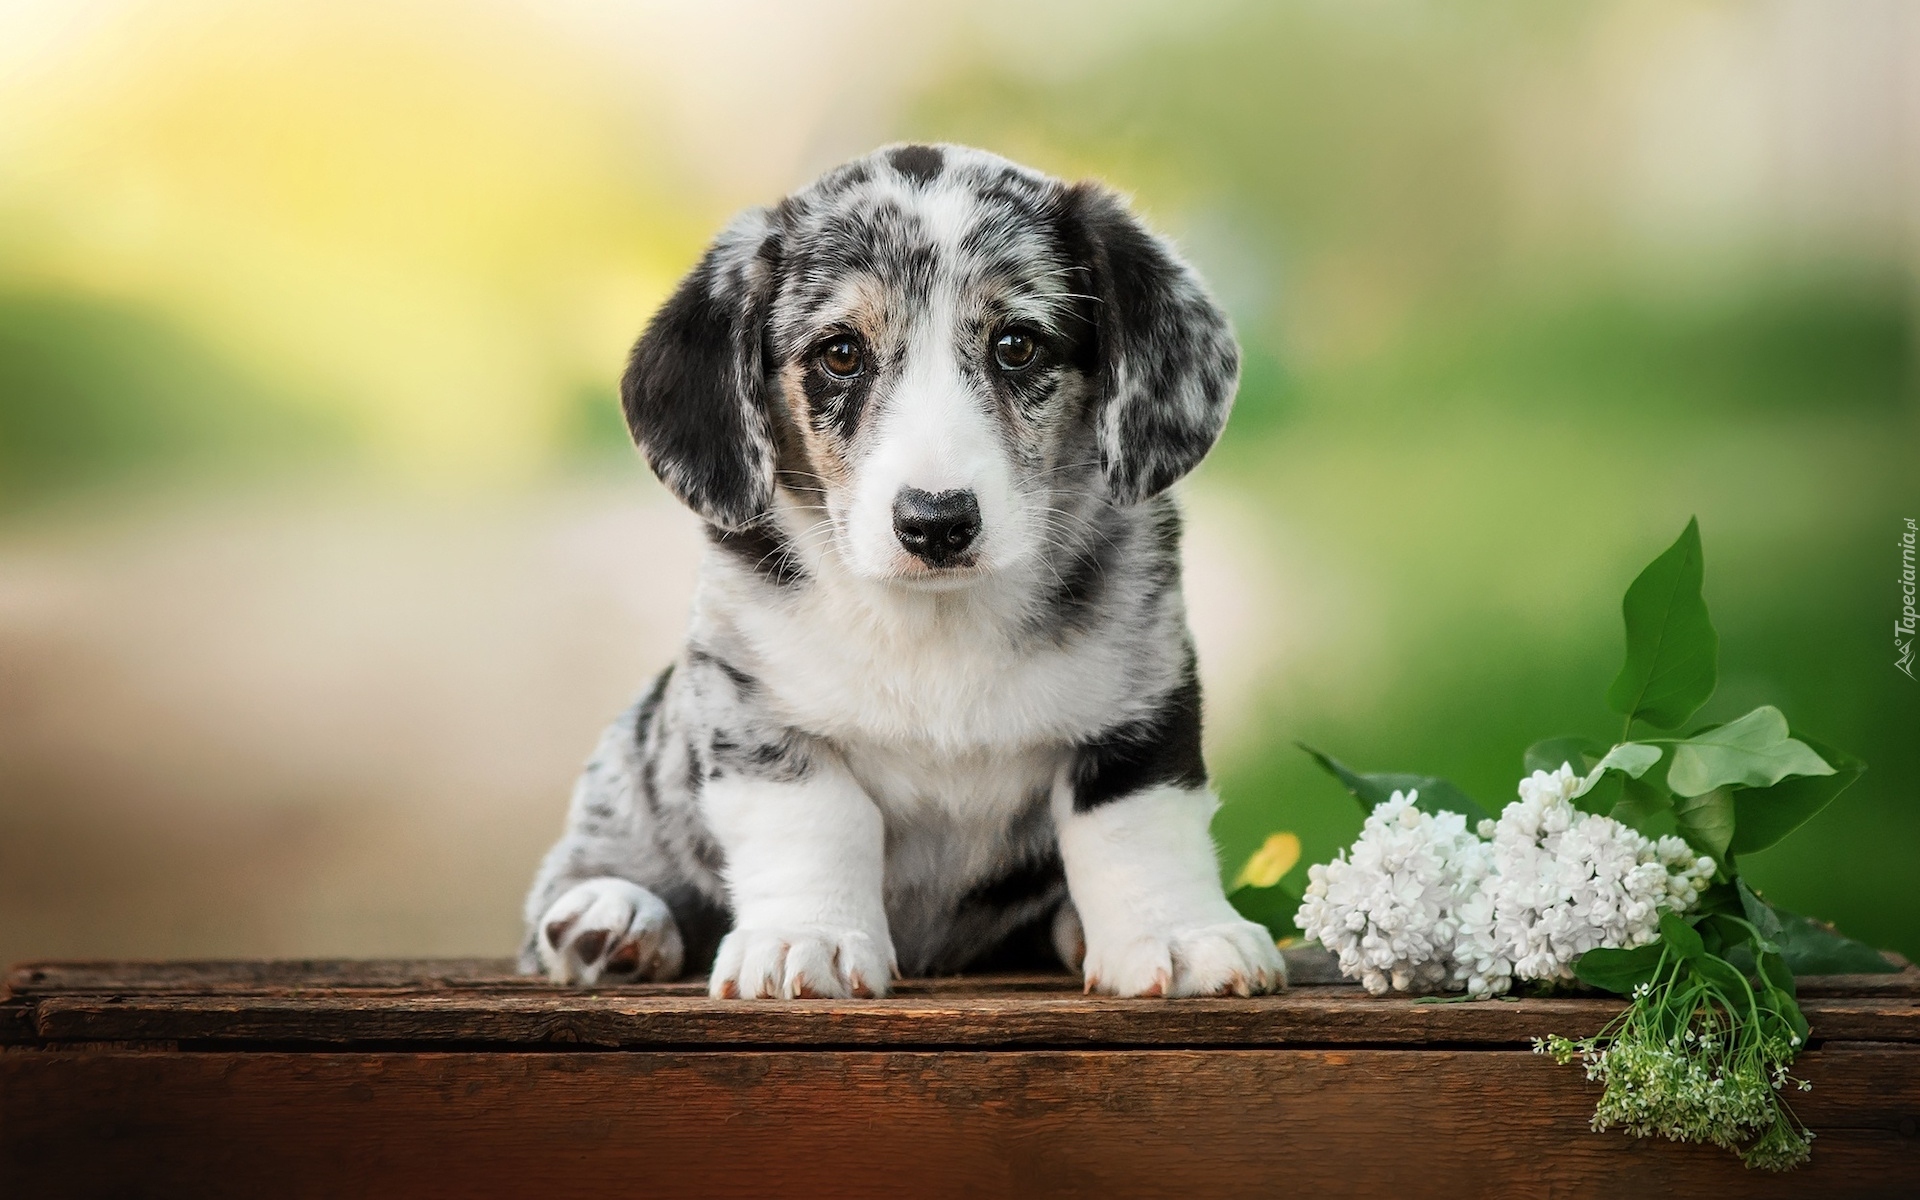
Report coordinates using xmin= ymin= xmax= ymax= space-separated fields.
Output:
xmin=0 ymin=946 xmax=1402 ymax=997
xmin=3 ymin=1047 xmax=1915 ymax=1199
xmin=3 ymin=960 xmax=1087 ymax=997
xmin=1798 ymin=966 xmax=1920 ymax=998
xmin=9 ymin=956 xmax=1913 ymax=1049
xmin=18 ymin=986 xmax=1920 ymax=1048
xmin=8 ymin=951 xmax=1901 ymax=997
xmin=3 ymin=958 xmax=532 ymax=995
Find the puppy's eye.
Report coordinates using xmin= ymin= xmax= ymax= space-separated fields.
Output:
xmin=818 ymin=337 xmax=864 ymax=379
xmin=993 ymin=328 xmax=1038 ymax=372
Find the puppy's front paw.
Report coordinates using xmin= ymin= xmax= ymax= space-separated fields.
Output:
xmin=708 ymin=926 xmax=895 ymax=999
xmin=537 ymin=877 xmax=685 ymax=986
xmin=1084 ymin=919 xmax=1286 ymax=998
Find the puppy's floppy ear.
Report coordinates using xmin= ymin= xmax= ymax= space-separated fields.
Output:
xmin=1065 ymin=183 xmax=1239 ymax=504
xmin=622 ymin=208 xmax=779 ymax=530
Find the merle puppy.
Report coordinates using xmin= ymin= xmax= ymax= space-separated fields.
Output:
xmin=522 ymin=144 xmax=1285 ymax=999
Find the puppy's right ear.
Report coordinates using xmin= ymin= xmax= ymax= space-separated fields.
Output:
xmin=1062 ymin=183 xmax=1239 ymax=506
xmin=622 ymin=208 xmax=779 ymax=531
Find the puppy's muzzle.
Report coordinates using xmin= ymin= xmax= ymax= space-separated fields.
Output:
xmin=892 ymin=487 xmax=980 ymax=566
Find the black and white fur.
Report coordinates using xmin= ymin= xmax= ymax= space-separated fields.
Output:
xmin=521 ymin=144 xmax=1284 ymax=999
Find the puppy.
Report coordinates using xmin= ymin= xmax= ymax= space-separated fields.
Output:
xmin=521 ymin=143 xmax=1285 ymax=999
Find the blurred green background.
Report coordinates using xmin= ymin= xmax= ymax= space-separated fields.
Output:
xmin=1 ymin=0 xmax=1914 ymax=965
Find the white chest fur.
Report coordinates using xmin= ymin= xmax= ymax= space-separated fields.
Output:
xmin=700 ymin=560 xmax=1149 ymax=762
xmin=688 ymin=557 xmax=1107 ymax=911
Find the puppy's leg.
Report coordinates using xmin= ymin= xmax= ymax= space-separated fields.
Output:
xmin=703 ymin=764 xmax=896 ymax=1000
xmin=525 ymin=810 xmax=697 ymax=986
xmin=1055 ymin=781 xmax=1285 ymax=997
xmin=533 ymin=876 xmax=685 ymax=986
xmin=522 ymin=676 xmax=711 ymax=985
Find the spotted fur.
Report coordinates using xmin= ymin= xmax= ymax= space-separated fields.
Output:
xmin=523 ymin=145 xmax=1283 ymax=998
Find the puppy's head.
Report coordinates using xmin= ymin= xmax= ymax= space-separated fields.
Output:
xmin=622 ymin=144 xmax=1237 ymax=585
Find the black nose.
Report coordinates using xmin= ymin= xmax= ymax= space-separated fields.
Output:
xmin=892 ymin=488 xmax=981 ymax=565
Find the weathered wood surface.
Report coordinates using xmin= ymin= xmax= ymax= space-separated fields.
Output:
xmin=5 ymin=957 xmax=1916 ymax=1049
xmin=3 ymin=958 xmax=1917 ymax=1198
xmin=6 ymin=952 xmax=1905 ymax=995
xmin=4 ymin=1047 xmax=1916 ymax=1198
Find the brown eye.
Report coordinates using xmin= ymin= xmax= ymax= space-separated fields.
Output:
xmin=993 ymin=328 xmax=1038 ymax=371
xmin=819 ymin=337 xmax=863 ymax=379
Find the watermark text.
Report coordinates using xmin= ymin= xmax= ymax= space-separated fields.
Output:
xmin=1898 ymin=517 xmax=1916 ymax=679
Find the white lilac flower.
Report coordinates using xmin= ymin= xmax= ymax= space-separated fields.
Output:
xmin=1294 ymin=791 xmax=1490 ymax=996
xmin=1301 ymin=765 xmax=1715 ymax=1000
xmin=1455 ymin=764 xmax=1716 ymax=996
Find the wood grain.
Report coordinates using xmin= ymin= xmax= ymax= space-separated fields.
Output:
xmin=5 ymin=959 xmax=1915 ymax=1196
xmin=4 ymin=1046 xmax=1915 ymax=1199
xmin=0 ymin=944 xmax=1368 ymax=997
xmin=9 ymin=984 xmax=1918 ymax=1050
xmin=3 ymin=957 xmax=539 ymax=995
xmin=2 ymin=960 xmax=1089 ymax=996
xmin=7 ymin=951 xmax=1900 ymax=997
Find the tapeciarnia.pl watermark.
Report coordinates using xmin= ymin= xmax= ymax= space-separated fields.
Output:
xmin=1899 ymin=517 xmax=1917 ymax=679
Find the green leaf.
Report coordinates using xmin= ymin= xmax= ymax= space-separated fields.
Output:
xmin=1572 ymin=743 xmax=1663 ymax=797
xmin=1524 ymin=736 xmax=1606 ymax=777
xmin=1757 ymin=949 xmax=1796 ymax=1001
xmin=1776 ymin=987 xmax=1810 ymax=1044
xmin=1691 ymin=879 xmax=1744 ymax=918
xmin=1768 ymin=906 xmax=1898 ymax=975
xmin=1699 ymin=912 xmax=1784 ymax=976
xmin=1297 ymin=744 xmax=1491 ymax=824
xmin=1573 ymin=942 xmax=1666 ymax=995
xmin=1697 ymin=912 xmax=1752 ymax=961
xmin=1571 ymin=770 xmax=1623 ymax=817
xmin=1228 ymin=883 xmax=1302 ymax=942
xmin=1751 ymin=943 xmax=1811 ymax=1042
xmin=1736 ymin=878 xmax=1783 ymax=942
xmin=1666 ymin=706 xmax=1835 ymax=797
xmin=1606 ymin=517 xmax=1719 ymax=731
xmin=1694 ymin=953 xmax=1756 ymax=1005
xmin=1728 ymin=734 xmax=1865 ymax=856
xmin=1609 ymin=772 xmax=1678 ymax=839
xmin=1659 ymin=911 xmax=1705 ymax=961
xmin=1673 ymin=786 xmax=1736 ymax=862
xmin=1527 ymin=737 xmax=1625 ymax=815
